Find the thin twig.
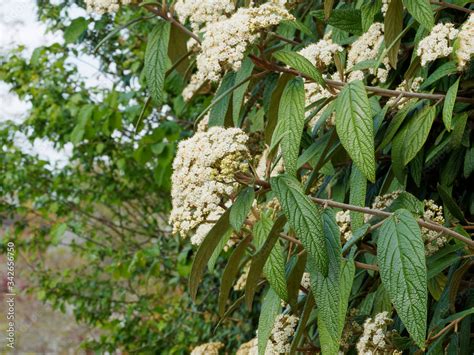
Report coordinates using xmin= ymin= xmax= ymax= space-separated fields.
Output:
xmin=430 ymin=1 xmax=474 ymax=14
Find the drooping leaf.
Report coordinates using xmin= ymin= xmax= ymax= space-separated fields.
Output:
xmin=265 ymin=73 xmax=292 ymax=144
xmin=230 ymin=187 xmax=255 ymax=231
xmin=232 ymin=58 xmax=254 ymax=126
xmin=377 ymin=209 xmax=427 ymax=348
xmin=437 ymin=184 xmax=466 ymax=223
xmin=218 ymin=236 xmax=252 ymax=316
xmin=384 ymin=0 xmax=404 ymax=67
xmin=64 ymin=17 xmax=88 ymax=43
xmin=442 ymin=78 xmax=459 ymax=131
xmin=403 ymin=0 xmax=434 ymax=30
xmin=349 ymin=164 xmax=367 ymax=230
xmin=271 ymin=175 xmax=328 ymax=276
xmin=464 ymin=147 xmax=474 ymax=178
xmin=273 ymin=50 xmax=326 ymax=88
xmin=257 ymin=288 xmax=281 ymax=355
xmin=324 ymin=0 xmax=335 ymax=20
xmin=392 ymin=105 xmax=436 ymax=168
xmin=335 ymin=80 xmax=376 ymax=182
xmin=419 ymin=62 xmax=457 ymax=90
xmin=271 ymin=77 xmax=305 ymax=176
xmin=311 ymin=9 xmax=363 ymax=35
xmin=144 ymin=20 xmax=171 ymax=105
xmin=208 ymin=72 xmax=236 ymax=127
xmin=361 ymin=0 xmax=382 ymax=32
xmin=264 ymin=239 xmax=288 ymax=301
xmin=189 ymin=209 xmax=231 ymax=300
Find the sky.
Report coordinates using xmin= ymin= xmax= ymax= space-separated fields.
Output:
xmin=0 ymin=0 xmax=110 ymax=168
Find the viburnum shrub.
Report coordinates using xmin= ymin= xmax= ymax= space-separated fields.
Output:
xmin=87 ymin=0 xmax=474 ymax=353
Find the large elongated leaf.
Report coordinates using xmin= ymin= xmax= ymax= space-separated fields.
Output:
xmin=384 ymin=0 xmax=404 ymax=67
xmin=265 ymin=74 xmax=292 ymax=144
xmin=377 ymin=209 xmax=427 ymax=348
xmin=392 ymin=105 xmax=436 ymax=167
xmin=403 ymin=0 xmax=434 ymax=30
xmin=361 ymin=0 xmax=382 ymax=32
xmin=208 ymin=72 xmax=236 ymax=127
xmin=335 ymin=80 xmax=376 ymax=182
xmin=311 ymin=9 xmax=363 ymax=35
xmin=271 ymin=77 xmax=305 ymax=176
xmin=442 ymin=78 xmax=459 ymax=131
xmin=419 ymin=62 xmax=457 ymax=90
xmin=271 ymin=175 xmax=328 ymax=276
xmin=257 ymin=288 xmax=281 ymax=355
xmin=189 ymin=209 xmax=231 ymax=300
xmin=273 ymin=50 xmax=326 ymax=87
xmin=230 ymin=187 xmax=255 ymax=231
xmin=144 ymin=21 xmax=171 ymax=105
xmin=233 ymin=58 xmax=254 ymax=126
xmin=309 ymin=210 xmax=350 ymax=355
xmin=349 ymin=164 xmax=367 ymax=230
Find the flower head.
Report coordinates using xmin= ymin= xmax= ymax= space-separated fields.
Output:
xmin=455 ymin=13 xmax=474 ymax=70
xmin=417 ymin=23 xmax=459 ymax=66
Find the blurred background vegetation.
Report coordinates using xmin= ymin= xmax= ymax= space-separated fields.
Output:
xmin=0 ymin=1 xmax=257 ymax=352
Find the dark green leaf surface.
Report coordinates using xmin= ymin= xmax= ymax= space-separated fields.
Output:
xmin=230 ymin=187 xmax=255 ymax=231
xmin=144 ymin=21 xmax=171 ymax=105
xmin=271 ymin=175 xmax=328 ymax=276
xmin=335 ymin=80 xmax=376 ymax=182
xmin=403 ymin=0 xmax=434 ymax=29
xmin=258 ymin=288 xmax=281 ymax=355
xmin=273 ymin=50 xmax=326 ymax=87
xmin=208 ymin=72 xmax=236 ymax=127
xmin=442 ymin=78 xmax=459 ymax=131
xmin=377 ymin=209 xmax=427 ymax=348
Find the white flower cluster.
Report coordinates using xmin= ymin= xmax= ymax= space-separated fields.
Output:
xmin=255 ymin=148 xmax=285 ymax=179
xmin=190 ymin=342 xmax=224 ymax=355
xmin=174 ymin=0 xmax=235 ymax=32
xmin=381 ymin=0 xmax=391 ymax=16
xmin=301 ymin=272 xmax=311 ymax=290
xmin=85 ymin=0 xmax=132 ymax=14
xmin=356 ymin=312 xmax=400 ymax=355
xmin=183 ymin=74 xmax=205 ymax=101
xmin=456 ymin=13 xmax=474 ymax=70
xmin=336 ymin=210 xmax=352 ymax=242
xmin=236 ymin=337 xmax=258 ymax=355
xmin=422 ymin=199 xmax=446 ymax=255
xmin=234 ymin=263 xmax=250 ymax=291
xmin=195 ymin=2 xmax=293 ymax=82
xmin=347 ymin=23 xmax=391 ymax=83
xmin=371 ymin=191 xmax=401 ymax=211
xmin=387 ymin=77 xmax=423 ymax=109
xmin=269 ymin=314 xmax=299 ymax=353
xmin=170 ymin=127 xmax=250 ymax=245
xmin=417 ymin=23 xmax=459 ymax=66
xmin=298 ymin=35 xmax=343 ymax=69
xmin=340 ymin=309 xmax=363 ymax=352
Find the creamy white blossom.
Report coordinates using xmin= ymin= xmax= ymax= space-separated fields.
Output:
xmin=336 ymin=210 xmax=352 ymax=242
xmin=417 ymin=23 xmax=459 ymax=66
xmin=356 ymin=312 xmax=400 ymax=354
xmin=190 ymin=342 xmax=224 ymax=355
xmin=455 ymin=13 xmax=474 ymax=70
xmin=234 ymin=263 xmax=250 ymax=291
xmin=85 ymin=0 xmax=133 ymax=14
xmin=301 ymin=272 xmax=311 ymax=290
xmin=298 ymin=36 xmax=342 ymax=69
xmin=195 ymin=3 xmax=293 ymax=82
xmin=387 ymin=77 xmax=423 ymax=108
xmin=170 ymin=127 xmax=250 ymax=245
xmin=174 ymin=0 xmax=235 ymax=31
xmin=381 ymin=0 xmax=391 ymax=16
xmin=269 ymin=314 xmax=299 ymax=353
xmin=183 ymin=73 xmax=205 ymax=101
xmin=347 ymin=23 xmax=392 ymax=83
xmin=422 ymin=199 xmax=446 ymax=255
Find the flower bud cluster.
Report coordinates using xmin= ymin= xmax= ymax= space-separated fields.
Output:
xmin=336 ymin=210 xmax=352 ymax=242
xmin=298 ymin=35 xmax=343 ymax=69
xmin=387 ymin=77 xmax=423 ymax=109
xmin=85 ymin=0 xmax=133 ymax=14
xmin=417 ymin=23 xmax=459 ymax=66
xmin=269 ymin=314 xmax=299 ymax=353
xmin=174 ymin=0 xmax=235 ymax=32
xmin=191 ymin=342 xmax=224 ymax=355
xmin=347 ymin=23 xmax=392 ymax=83
xmin=170 ymin=127 xmax=250 ymax=245
xmin=455 ymin=13 xmax=474 ymax=70
xmin=422 ymin=199 xmax=446 ymax=255
xmin=356 ymin=312 xmax=400 ymax=355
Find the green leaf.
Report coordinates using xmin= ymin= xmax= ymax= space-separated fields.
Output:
xmin=324 ymin=0 xmax=335 ymax=20
xmin=420 ymin=62 xmax=457 ymax=90
xmin=361 ymin=0 xmax=382 ymax=32
xmin=271 ymin=77 xmax=305 ymax=176
xmin=64 ymin=17 xmax=88 ymax=43
xmin=264 ymin=239 xmax=288 ymax=301
xmin=265 ymin=74 xmax=292 ymax=144
xmin=378 ymin=100 xmax=418 ymax=151
xmin=464 ymin=147 xmax=474 ymax=178
xmin=437 ymin=184 xmax=466 ymax=223
xmin=442 ymin=78 xmax=459 ymax=131
xmin=245 ymin=216 xmax=287 ymax=308
xmin=309 ymin=210 xmax=354 ymax=355
xmin=208 ymin=229 xmax=232 ymax=271
xmin=218 ymin=236 xmax=252 ymax=316
xmin=392 ymin=105 xmax=436 ymax=167
xmin=189 ymin=209 xmax=231 ymax=300
xmin=257 ymin=288 xmax=281 ymax=355
xmin=384 ymin=0 xmax=404 ymax=67
xmin=209 ymin=72 xmax=236 ymax=127
xmin=335 ymin=80 xmax=376 ymax=182
xmin=311 ymin=9 xmax=363 ymax=35
xmin=403 ymin=0 xmax=434 ymax=30
xmin=273 ymin=50 xmax=326 ymax=88
xmin=377 ymin=209 xmax=427 ymax=348
xmin=271 ymin=175 xmax=328 ymax=276
xmin=71 ymin=105 xmax=94 ymax=145
xmin=232 ymin=59 xmax=254 ymax=126
xmin=230 ymin=187 xmax=255 ymax=231
xmin=144 ymin=21 xmax=171 ymax=105
xmin=449 ymin=112 xmax=468 ymax=149
xmin=349 ymin=164 xmax=367 ymax=230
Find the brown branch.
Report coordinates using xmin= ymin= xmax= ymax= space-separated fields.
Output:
xmin=430 ymin=1 xmax=474 ymax=14
xmin=249 ymin=55 xmax=474 ymax=105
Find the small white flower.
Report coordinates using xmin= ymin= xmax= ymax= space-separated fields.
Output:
xmin=417 ymin=23 xmax=459 ymax=65
xmin=456 ymin=13 xmax=474 ymax=70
